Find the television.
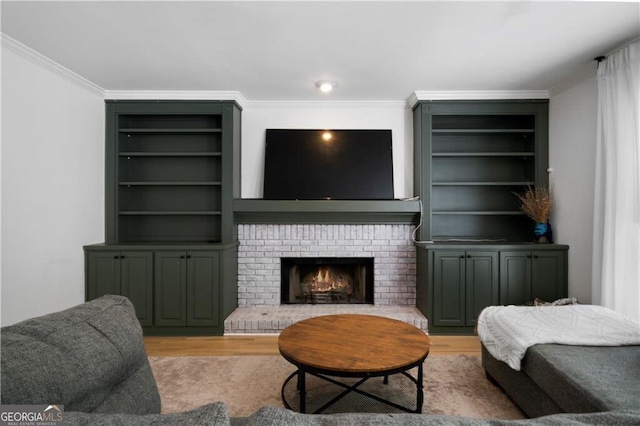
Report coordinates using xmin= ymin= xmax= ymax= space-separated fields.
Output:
xmin=263 ymin=129 xmax=394 ymax=200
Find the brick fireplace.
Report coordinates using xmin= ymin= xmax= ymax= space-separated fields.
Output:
xmin=236 ymin=224 xmax=417 ymax=307
xmin=225 ymin=223 xmax=426 ymax=333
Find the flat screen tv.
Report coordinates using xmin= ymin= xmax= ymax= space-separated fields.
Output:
xmin=263 ymin=129 xmax=394 ymax=200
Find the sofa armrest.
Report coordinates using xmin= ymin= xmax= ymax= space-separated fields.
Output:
xmin=1 ymin=295 xmax=161 ymax=414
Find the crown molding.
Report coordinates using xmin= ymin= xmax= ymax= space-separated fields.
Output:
xmin=1 ymin=33 xmax=105 ymax=97
xmin=245 ymin=99 xmax=408 ymax=109
xmin=104 ymin=90 xmax=248 ymax=108
xmin=408 ymin=90 xmax=550 ymax=108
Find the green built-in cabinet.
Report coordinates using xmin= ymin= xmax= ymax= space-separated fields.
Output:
xmin=413 ymin=100 xmax=568 ymax=334
xmin=417 ymin=244 xmax=568 ymax=334
xmin=85 ymin=250 xmax=154 ymax=326
xmin=413 ymin=100 xmax=549 ymax=242
xmin=85 ymin=244 xmax=238 ymax=335
xmin=154 ymin=250 xmax=222 ymax=328
xmin=85 ymin=101 xmax=241 ymax=335
xmin=428 ymin=250 xmax=499 ymax=328
xmin=500 ymin=249 xmax=568 ymax=306
xmin=105 ymin=100 xmax=241 ymax=244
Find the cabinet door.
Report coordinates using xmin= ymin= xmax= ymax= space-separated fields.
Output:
xmin=531 ymin=250 xmax=567 ymax=302
xmin=500 ymin=251 xmax=532 ymax=305
xmin=433 ymin=251 xmax=466 ymax=327
xmin=86 ymin=251 xmax=121 ymax=300
xmin=465 ymin=251 xmax=499 ymax=326
xmin=154 ymin=252 xmax=187 ymax=326
xmin=187 ymin=251 xmax=220 ymax=327
xmin=120 ymin=252 xmax=153 ymax=326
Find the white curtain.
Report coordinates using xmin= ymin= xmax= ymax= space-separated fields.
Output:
xmin=592 ymin=41 xmax=640 ymax=323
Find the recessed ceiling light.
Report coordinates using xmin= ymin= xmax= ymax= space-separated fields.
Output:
xmin=316 ymin=80 xmax=336 ymax=93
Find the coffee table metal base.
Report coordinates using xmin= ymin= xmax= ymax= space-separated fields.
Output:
xmin=281 ymin=361 xmax=425 ymax=414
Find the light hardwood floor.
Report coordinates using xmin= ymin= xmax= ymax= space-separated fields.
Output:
xmin=144 ymin=335 xmax=480 ymax=357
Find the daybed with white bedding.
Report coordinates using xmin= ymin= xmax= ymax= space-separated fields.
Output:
xmin=477 ymin=304 xmax=640 ymax=417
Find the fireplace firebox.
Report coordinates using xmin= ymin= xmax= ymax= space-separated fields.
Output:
xmin=281 ymin=257 xmax=374 ymax=304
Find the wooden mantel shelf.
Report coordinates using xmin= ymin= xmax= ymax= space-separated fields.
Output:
xmin=233 ymin=199 xmax=420 ymax=224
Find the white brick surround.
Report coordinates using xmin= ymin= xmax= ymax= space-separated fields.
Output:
xmin=237 ymin=224 xmax=416 ymax=307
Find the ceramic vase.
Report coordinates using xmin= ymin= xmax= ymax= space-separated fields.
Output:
xmin=534 ymin=222 xmax=553 ymax=243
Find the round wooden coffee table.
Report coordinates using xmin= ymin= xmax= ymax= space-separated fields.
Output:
xmin=278 ymin=314 xmax=431 ymax=414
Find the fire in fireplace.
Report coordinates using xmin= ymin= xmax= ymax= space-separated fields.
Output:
xmin=281 ymin=257 xmax=374 ymax=304
xmin=301 ymin=266 xmax=352 ymax=302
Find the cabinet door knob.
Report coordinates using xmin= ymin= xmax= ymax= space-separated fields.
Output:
xmin=533 ymin=255 xmax=539 ymax=259
xmin=460 ymin=255 xmax=465 ymax=258
xmin=120 ymin=255 xmax=125 ymax=259
xmin=467 ymin=255 xmax=472 ymax=258
xmin=180 ymin=255 xmax=185 ymax=259
xmin=113 ymin=255 xmax=119 ymax=259
xmin=527 ymin=254 xmax=532 ymax=258
xmin=187 ymin=255 xmax=192 ymax=259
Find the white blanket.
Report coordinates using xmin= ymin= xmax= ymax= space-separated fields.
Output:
xmin=477 ymin=304 xmax=640 ymax=371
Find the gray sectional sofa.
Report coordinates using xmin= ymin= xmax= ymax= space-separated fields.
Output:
xmin=482 ymin=343 xmax=640 ymax=417
xmin=1 ymin=295 xmax=639 ymax=425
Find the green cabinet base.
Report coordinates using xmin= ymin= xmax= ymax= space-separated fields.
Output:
xmin=84 ymin=242 xmax=238 ymax=336
xmin=417 ymin=243 xmax=568 ymax=335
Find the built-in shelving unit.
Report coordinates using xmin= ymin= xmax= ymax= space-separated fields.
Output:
xmin=105 ymin=101 xmax=240 ymax=244
xmin=86 ymin=101 xmax=241 ymax=336
xmin=116 ymin=116 xmax=221 ymax=243
xmin=413 ymin=101 xmax=549 ymax=242
xmin=412 ymin=100 xmax=567 ymax=335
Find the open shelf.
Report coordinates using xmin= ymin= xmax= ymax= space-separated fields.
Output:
xmin=432 ymin=114 xmax=536 ymax=130
xmin=117 ymin=210 xmax=222 ymax=243
xmin=432 ymin=156 xmax=534 ymax=183
xmin=120 ymin=182 xmax=221 ymax=186
xmin=119 ymin=152 xmax=222 ymax=157
xmin=432 ymin=129 xmax=534 ymax=133
xmin=119 ymin=211 xmax=222 ymax=215
xmin=119 ymin=156 xmax=221 ymax=182
xmin=432 ymin=182 xmax=535 ymax=186
xmin=431 ymin=213 xmax=532 ymax=242
xmin=432 ymin=211 xmax=523 ymax=215
xmin=432 ymin=152 xmax=534 ymax=157
xmin=119 ymin=128 xmax=222 ymax=133
xmin=119 ymin=132 xmax=222 ymax=154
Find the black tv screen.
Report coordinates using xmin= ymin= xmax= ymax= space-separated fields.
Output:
xmin=263 ymin=129 xmax=394 ymax=200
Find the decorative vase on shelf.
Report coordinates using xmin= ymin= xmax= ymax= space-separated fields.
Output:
xmin=513 ymin=185 xmax=554 ymax=244
xmin=534 ymin=222 xmax=553 ymax=244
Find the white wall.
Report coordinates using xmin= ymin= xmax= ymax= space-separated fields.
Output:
xmin=1 ymin=45 xmax=104 ymax=325
xmin=240 ymin=101 xmax=413 ymax=199
xmin=549 ymin=73 xmax=598 ymax=304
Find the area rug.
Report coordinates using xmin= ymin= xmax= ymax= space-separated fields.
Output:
xmin=148 ymin=354 xmax=525 ymax=419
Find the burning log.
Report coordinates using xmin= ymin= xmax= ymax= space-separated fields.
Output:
xmin=300 ymin=266 xmax=353 ymax=296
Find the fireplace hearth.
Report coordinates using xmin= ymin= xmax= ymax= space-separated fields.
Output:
xmin=281 ymin=257 xmax=374 ymax=304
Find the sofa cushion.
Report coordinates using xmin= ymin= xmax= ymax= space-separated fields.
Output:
xmin=0 ymin=295 xmax=161 ymax=414
xmin=64 ymin=402 xmax=230 ymax=426
xmin=522 ymin=344 xmax=640 ymax=412
xmin=241 ymin=407 xmax=640 ymax=426
xmin=242 ymin=406 xmax=487 ymax=425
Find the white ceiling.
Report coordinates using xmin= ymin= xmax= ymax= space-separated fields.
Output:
xmin=2 ymin=1 xmax=639 ymax=101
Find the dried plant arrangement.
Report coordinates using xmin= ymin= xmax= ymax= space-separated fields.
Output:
xmin=513 ymin=185 xmax=553 ymax=223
